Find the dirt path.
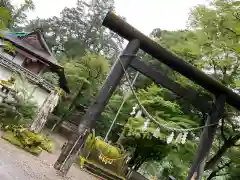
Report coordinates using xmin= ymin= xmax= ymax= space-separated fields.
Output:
xmin=0 ymin=132 xmax=98 ymax=180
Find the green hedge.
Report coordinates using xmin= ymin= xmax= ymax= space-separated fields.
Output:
xmin=2 ymin=131 xmax=42 ymax=156
xmin=1 ymin=125 xmax=53 ymax=155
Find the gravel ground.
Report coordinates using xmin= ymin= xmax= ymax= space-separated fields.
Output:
xmin=0 ymin=132 xmax=98 ymax=180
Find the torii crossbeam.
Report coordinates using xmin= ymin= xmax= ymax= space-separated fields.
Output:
xmin=102 ymin=12 xmax=240 ymax=110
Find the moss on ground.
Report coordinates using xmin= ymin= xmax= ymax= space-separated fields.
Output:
xmin=2 ymin=131 xmax=43 ymax=156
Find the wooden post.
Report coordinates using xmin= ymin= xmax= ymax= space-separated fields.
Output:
xmin=187 ymin=95 xmax=226 ymax=180
xmin=30 ymin=89 xmax=59 ymax=133
xmin=54 ymin=40 xmax=140 ymax=175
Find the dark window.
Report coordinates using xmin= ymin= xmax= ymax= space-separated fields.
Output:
xmin=22 ymin=58 xmax=45 ymax=74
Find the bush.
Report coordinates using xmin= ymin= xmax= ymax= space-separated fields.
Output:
xmin=42 ymin=72 xmax=59 ymax=86
xmin=0 ymin=73 xmax=38 ymax=126
xmin=41 ymin=136 xmax=53 ymax=153
xmin=2 ymin=131 xmax=42 ymax=156
xmin=1 ymin=125 xmax=53 ymax=154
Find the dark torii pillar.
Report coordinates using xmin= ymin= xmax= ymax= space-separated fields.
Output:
xmin=187 ymin=95 xmax=226 ymax=180
xmin=54 ymin=40 xmax=140 ymax=175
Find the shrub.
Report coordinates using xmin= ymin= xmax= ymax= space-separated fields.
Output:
xmin=42 ymin=72 xmax=59 ymax=86
xmin=2 ymin=131 xmax=42 ymax=156
xmin=41 ymin=136 xmax=53 ymax=153
xmin=0 ymin=74 xmax=38 ymax=126
xmin=1 ymin=125 xmax=53 ymax=155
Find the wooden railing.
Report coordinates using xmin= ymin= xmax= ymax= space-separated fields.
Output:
xmin=0 ymin=54 xmax=55 ymax=92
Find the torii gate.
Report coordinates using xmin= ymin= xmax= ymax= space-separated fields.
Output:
xmin=55 ymin=12 xmax=240 ymax=180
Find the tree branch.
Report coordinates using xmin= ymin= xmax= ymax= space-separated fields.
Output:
xmin=207 ymin=161 xmax=232 ymax=180
xmin=216 ymin=173 xmax=229 ymax=177
xmin=224 ymin=27 xmax=240 ymax=37
xmin=205 ymin=134 xmax=240 ymax=170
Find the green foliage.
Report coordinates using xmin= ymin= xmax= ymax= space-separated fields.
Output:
xmin=84 ymin=131 xmax=96 ymax=152
xmin=0 ymin=6 xmax=15 ymax=52
xmin=22 ymin=0 xmax=123 ymax=59
xmin=41 ymin=136 xmax=53 ymax=153
xmin=124 ymin=85 xmax=200 ymax=139
xmin=0 ymin=7 xmax=11 ymax=29
xmin=5 ymin=0 xmax=238 ymax=178
xmin=0 ymin=0 xmax=35 ymax=29
xmin=133 ymin=0 xmax=240 ymax=179
xmin=54 ymin=53 xmax=109 ymax=122
xmin=2 ymin=125 xmax=53 ymax=154
xmin=97 ymin=92 xmax=134 ymax=137
xmin=0 ymin=74 xmax=38 ymax=126
xmin=42 ymin=72 xmax=59 ymax=87
xmin=2 ymin=129 xmax=42 ymax=156
xmin=79 ymin=156 xmax=86 ymax=168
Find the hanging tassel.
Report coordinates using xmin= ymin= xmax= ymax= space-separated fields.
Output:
xmin=167 ymin=132 xmax=174 ymax=144
xmin=153 ymin=127 xmax=160 ymax=138
xmin=130 ymin=104 xmax=139 ymax=116
xmin=175 ymin=133 xmax=183 ymax=143
xmin=130 ymin=109 xmax=136 ymax=116
xmin=181 ymin=132 xmax=188 ymax=144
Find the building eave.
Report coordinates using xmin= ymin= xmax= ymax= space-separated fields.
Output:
xmin=0 ymin=31 xmax=70 ymax=93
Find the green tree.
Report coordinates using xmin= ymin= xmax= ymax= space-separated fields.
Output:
xmin=23 ymin=0 xmax=124 ymax=59
xmin=106 ymin=84 xmax=200 ymax=178
xmin=133 ymin=0 xmax=240 ymax=179
xmin=186 ymin=1 xmax=240 ymax=179
xmin=53 ymin=52 xmax=110 ymax=126
xmin=0 ymin=0 xmax=35 ymax=30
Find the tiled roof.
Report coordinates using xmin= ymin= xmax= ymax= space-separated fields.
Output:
xmin=0 ymin=31 xmax=61 ymax=67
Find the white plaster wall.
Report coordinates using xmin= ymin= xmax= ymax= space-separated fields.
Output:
xmin=14 ymin=78 xmax=49 ymax=109
xmin=31 ymin=86 xmax=49 ymax=108
xmin=0 ymin=66 xmax=11 ymax=80
xmin=13 ymin=54 xmax=25 ymax=66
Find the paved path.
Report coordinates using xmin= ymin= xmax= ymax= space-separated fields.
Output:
xmin=0 ymin=132 xmax=98 ymax=180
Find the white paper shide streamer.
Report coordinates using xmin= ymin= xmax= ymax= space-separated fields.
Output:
xmin=153 ymin=127 xmax=160 ymax=138
xmin=130 ymin=104 xmax=139 ymax=116
xmin=142 ymin=118 xmax=150 ymax=131
xmin=167 ymin=132 xmax=174 ymax=144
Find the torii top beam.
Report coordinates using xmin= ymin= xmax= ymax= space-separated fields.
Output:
xmin=102 ymin=11 xmax=240 ymax=111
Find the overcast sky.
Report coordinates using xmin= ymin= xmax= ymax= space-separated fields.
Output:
xmin=12 ymin=0 xmax=209 ymax=35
